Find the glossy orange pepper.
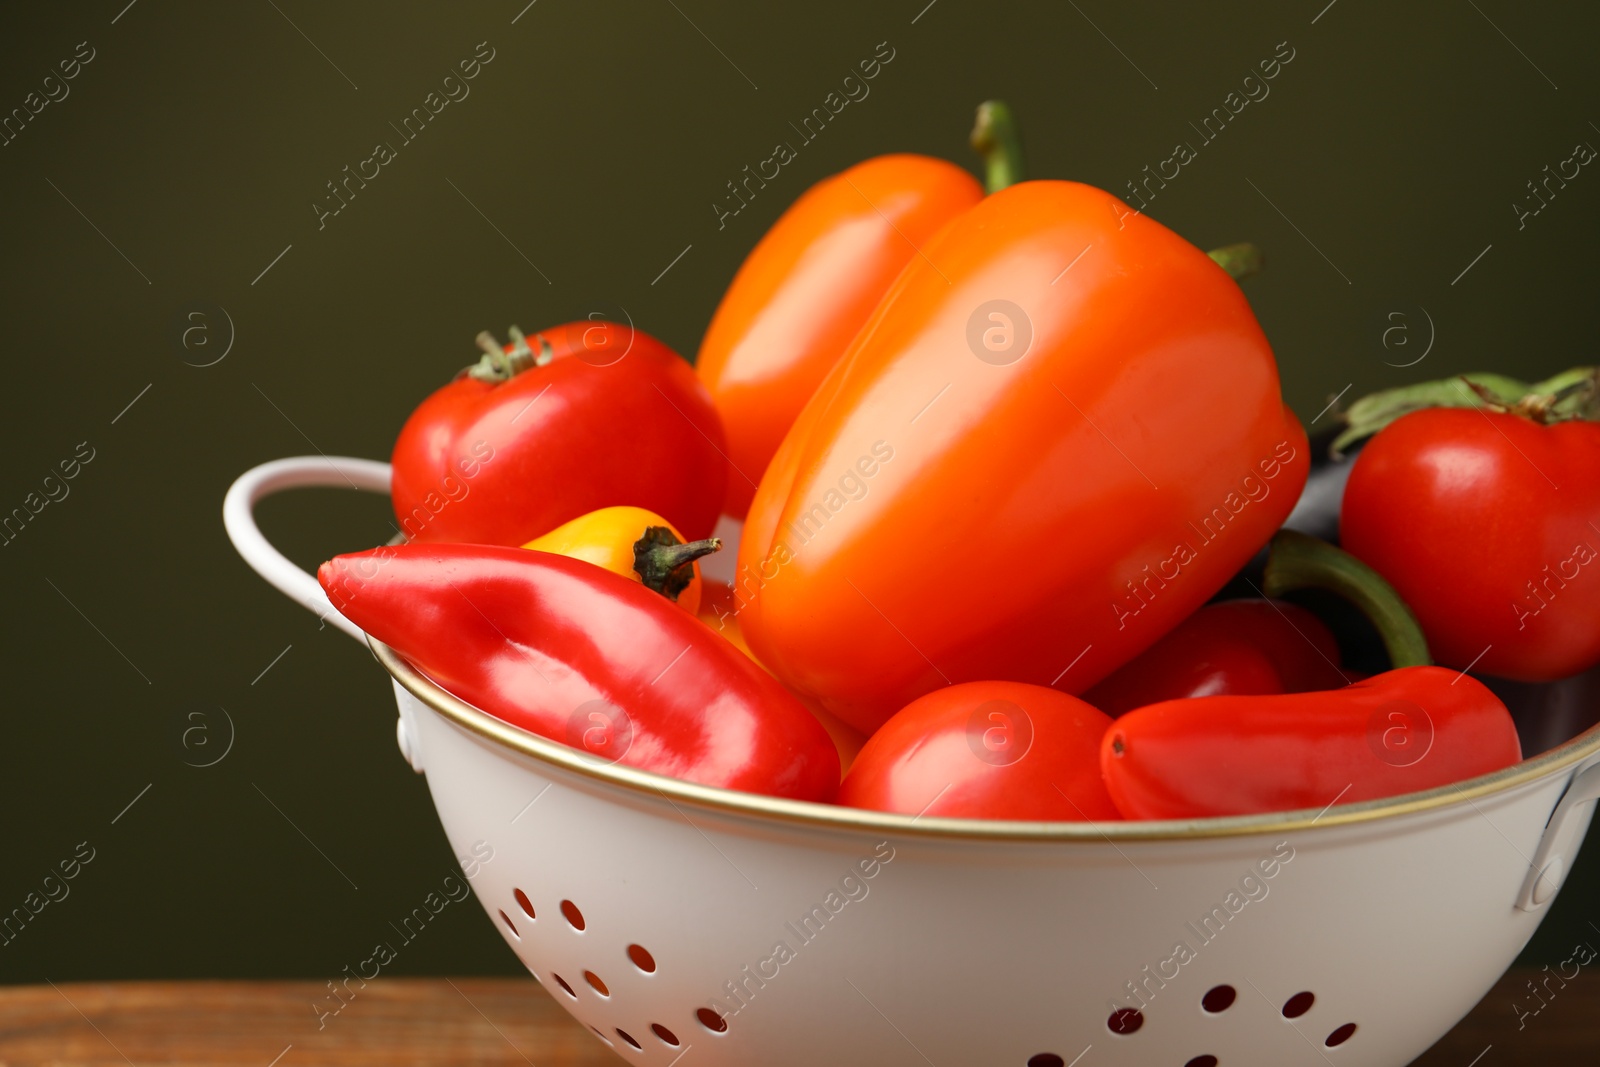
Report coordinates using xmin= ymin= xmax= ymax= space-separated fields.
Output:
xmin=697 ymin=154 xmax=984 ymax=516
xmin=734 ymin=179 xmax=1310 ymax=734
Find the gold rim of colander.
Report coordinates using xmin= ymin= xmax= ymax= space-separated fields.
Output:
xmin=371 ymin=636 xmax=1600 ymax=842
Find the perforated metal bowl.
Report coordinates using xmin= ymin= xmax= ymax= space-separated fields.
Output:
xmin=228 ymin=455 xmax=1600 ymax=1067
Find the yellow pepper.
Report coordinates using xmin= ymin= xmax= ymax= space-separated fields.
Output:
xmin=522 ymin=506 xmax=720 ymax=615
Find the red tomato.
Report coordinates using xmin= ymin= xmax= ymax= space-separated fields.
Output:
xmin=1084 ymin=599 xmax=1346 ymax=715
xmin=1341 ymin=408 xmax=1600 ymax=681
xmin=391 ymin=322 xmax=726 ymax=546
xmin=837 ymin=681 xmax=1120 ymax=820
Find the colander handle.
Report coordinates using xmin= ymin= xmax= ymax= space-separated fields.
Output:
xmin=1516 ymin=755 xmax=1600 ymax=911
xmin=223 ymin=455 xmax=393 ymax=643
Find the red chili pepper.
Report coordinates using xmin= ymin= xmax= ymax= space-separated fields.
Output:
xmin=390 ymin=321 xmax=727 ymax=547
xmin=1099 ymin=531 xmax=1521 ymax=818
xmin=1100 ymin=666 xmax=1521 ymax=819
xmin=318 ymin=543 xmax=839 ymax=801
xmin=1083 ymin=599 xmax=1347 ymax=716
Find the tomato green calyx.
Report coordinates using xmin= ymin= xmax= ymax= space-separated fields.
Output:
xmin=1207 ymin=242 xmax=1264 ymax=282
xmin=970 ymin=100 xmax=1025 ymax=194
xmin=463 ymin=325 xmax=556 ymax=383
xmin=1262 ymin=529 xmax=1431 ymax=670
xmin=633 ymin=526 xmax=721 ymax=601
xmin=1330 ymin=367 xmax=1598 ymax=457
xmin=1464 ymin=366 xmax=1600 ymax=424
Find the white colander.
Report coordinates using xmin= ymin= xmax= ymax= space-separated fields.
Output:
xmin=226 ymin=455 xmax=1600 ymax=1067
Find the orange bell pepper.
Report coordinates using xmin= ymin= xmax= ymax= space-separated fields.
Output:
xmin=694 ymin=104 xmax=1023 ymax=517
xmin=734 ymin=179 xmax=1309 ymax=734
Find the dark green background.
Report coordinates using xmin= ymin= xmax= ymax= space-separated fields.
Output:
xmin=2 ymin=0 xmax=1596 ymax=984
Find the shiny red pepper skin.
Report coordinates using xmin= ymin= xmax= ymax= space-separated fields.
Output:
xmin=1100 ymin=666 xmax=1521 ymax=819
xmin=1084 ymin=599 xmax=1347 ymax=716
xmin=319 ymin=543 xmax=839 ymax=801
xmin=390 ymin=322 xmax=726 ymax=547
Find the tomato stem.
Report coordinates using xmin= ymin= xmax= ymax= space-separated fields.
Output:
xmin=970 ymin=100 xmax=1025 ymax=194
xmin=1330 ymin=367 xmax=1598 ymax=456
xmin=633 ymin=526 xmax=721 ymax=602
xmin=1514 ymin=366 xmax=1600 ymax=422
xmin=463 ymin=326 xmax=555 ymax=383
xmin=1263 ymin=530 xmax=1431 ymax=670
xmin=1207 ymin=243 xmax=1264 ymax=282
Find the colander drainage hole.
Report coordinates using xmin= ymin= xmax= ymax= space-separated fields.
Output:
xmin=514 ymin=888 xmax=536 ymax=920
xmin=1027 ymin=1055 xmax=1065 ymax=1067
xmin=498 ymin=910 xmax=519 ymax=939
xmin=590 ymin=1025 xmax=614 ymax=1047
xmin=652 ymin=1023 xmax=680 ymax=1046
xmin=1325 ymin=1023 xmax=1357 ymax=1047
xmin=1282 ymin=991 xmax=1315 ymax=1019
xmin=697 ymin=1007 xmax=730 ymax=1034
xmin=584 ymin=970 xmax=610 ymax=996
xmin=1201 ymin=984 xmax=1236 ymax=1013
xmin=628 ymin=943 xmax=657 ymax=973
xmin=1107 ymin=1007 xmax=1144 ymax=1035
xmin=552 ymin=973 xmax=577 ymax=999
xmin=561 ymin=899 xmax=586 ymax=930
xmin=1185 ymin=1057 xmax=1219 ymax=1067
xmin=617 ymin=1028 xmax=642 ymax=1050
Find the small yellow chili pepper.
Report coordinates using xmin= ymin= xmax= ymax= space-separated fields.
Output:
xmin=523 ymin=505 xmax=720 ymax=615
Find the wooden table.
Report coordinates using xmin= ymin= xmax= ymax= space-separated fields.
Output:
xmin=0 ymin=969 xmax=1593 ymax=1065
